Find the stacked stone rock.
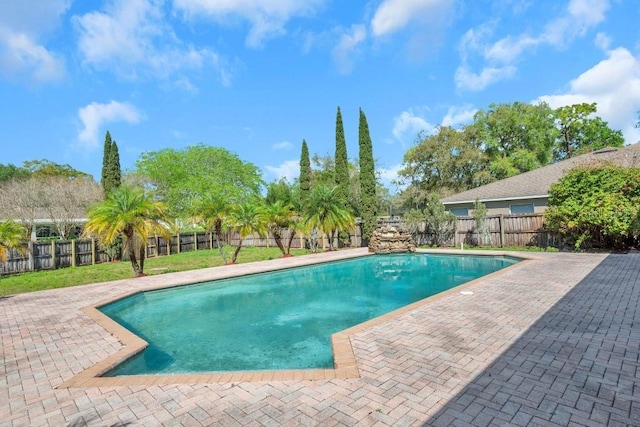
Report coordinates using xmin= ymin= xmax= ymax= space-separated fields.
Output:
xmin=368 ymin=226 xmax=416 ymax=254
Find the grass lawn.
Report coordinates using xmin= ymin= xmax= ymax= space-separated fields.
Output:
xmin=0 ymin=246 xmax=310 ymax=297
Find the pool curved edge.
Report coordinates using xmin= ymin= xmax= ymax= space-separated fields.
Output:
xmin=58 ymin=248 xmax=536 ymax=388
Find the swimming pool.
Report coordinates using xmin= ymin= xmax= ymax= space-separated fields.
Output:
xmin=100 ymin=253 xmax=520 ymax=376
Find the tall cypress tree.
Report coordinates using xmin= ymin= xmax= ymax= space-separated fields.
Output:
xmin=101 ymin=131 xmax=113 ymax=197
xmin=101 ymin=134 xmax=124 ymax=258
xmin=299 ymin=139 xmax=311 ymax=213
xmin=101 ymin=131 xmax=122 ymax=197
xmin=109 ymin=139 xmax=122 ymax=188
xmin=334 ymin=106 xmax=349 ymax=209
xmin=358 ymin=108 xmax=377 ymax=243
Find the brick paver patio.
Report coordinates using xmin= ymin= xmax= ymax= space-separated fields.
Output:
xmin=1 ymin=249 xmax=639 ymax=426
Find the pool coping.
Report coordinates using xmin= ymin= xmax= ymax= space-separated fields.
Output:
xmin=58 ymin=248 xmax=538 ymax=388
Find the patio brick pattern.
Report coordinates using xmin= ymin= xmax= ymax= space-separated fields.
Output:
xmin=2 ymin=249 xmax=639 ymax=426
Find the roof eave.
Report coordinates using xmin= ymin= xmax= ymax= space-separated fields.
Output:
xmin=442 ymin=194 xmax=549 ymax=205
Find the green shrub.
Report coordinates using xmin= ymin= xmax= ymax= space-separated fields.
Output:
xmin=545 ymin=164 xmax=640 ymax=250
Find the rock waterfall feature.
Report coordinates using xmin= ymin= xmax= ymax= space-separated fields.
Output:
xmin=368 ymin=226 xmax=416 ymax=254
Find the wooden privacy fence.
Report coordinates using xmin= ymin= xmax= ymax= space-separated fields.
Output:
xmin=0 ymin=214 xmax=557 ymax=275
xmin=0 ymin=227 xmax=363 ymax=275
xmin=146 ymin=228 xmax=362 ymax=257
xmin=376 ymin=213 xmax=560 ymax=248
xmin=451 ymin=213 xmax=560 ymax=248
xmin=1 ymin=239 xmax=112 ymax=275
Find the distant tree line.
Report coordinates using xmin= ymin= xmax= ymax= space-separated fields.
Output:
xmin=397 ymin=101 xmax=624 ymax=209
xmin=0 ymin=160 xmax=101 ymax=240
xmin=1 ymin=101 xmax=636 ymax=277
xmin=0 ymin=159 xmax=91 ymax=182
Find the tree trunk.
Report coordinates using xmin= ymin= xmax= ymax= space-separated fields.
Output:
xmin=214 ymin=222 xmax=229 ymax=264
xmin=138 ymin=242 xmax=145 ymax=275
xmin=564 ymin=129 xmax=571 ymax=159
xmin=273 ymin=229 xmax=285 ymax=255
xmin=327 ymin=229 xmax=335 ymax=251
xmin=126 ymin=234 xmax=143 ymax=276
xmin=215 ymin=234 xmax=228 ymax=264
xmin=231 ymin=240 xmax=243 ymax=264
xmin=309 ymin=227 xmax=318 ymax=253
xmin=285 ymin=230 xmax=296 ymax=255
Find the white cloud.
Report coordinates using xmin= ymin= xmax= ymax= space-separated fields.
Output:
xmin=537 ymin=47 xmax=640 ymax=144
xmin=441 ymin=105 xmax=477 ymax=127
xmin=491 ymin=0 xmax=610 ymax=55
xmin=542 ymin=0 xmax=609 ymax=46
xmin=455 ymin=24 xmax=521 ymax=90
xmin=500 ymin=0 xmax=534 ymax=15
xmin=77 ymin=101 xmax=143 ymax=149
xmin=389 ymin=104 xmax=477 ymax=152
xmin=392 ymin=110 xmax=435 ymax=142
xmin=332 ymin=24 xmax=366 ymax=74
xmin=370 ymin=0 xmax=454 ymax=38
xmin=456 ymin=0 xmax=611 ymax=91
xmin=74 ymin=0 xmax=160 ymax=69
xmin=567 ymin=0 xmax=609 ymax=22
xmin=484 ymin=34 xmax=538 ymax=63
xmin=594 ymin=32 xmax=611 ymax=51
xmin=0 ymin=31 xmax=65 ymax=83
xmin=454 ymin=64 xmax=516 ymax=92
xmin=0 ymin=0 xmax=70 ymax=83
xmin=74 ymin=0 xmax=229 ymax=85
xmin=307 ymin=1 xmax=453 ymax=73
xmin=302 ymin=24 xmax=367 ymax=74
xmin=264 ymin=159 xmax=299 ymax=182
xmin=173 ymin=77 xmax=199 ymax=94
xmin=370 ymin=0 xmax=455 ymax=62
xmin=272 ymin=140 xmax=293 ymax=150
xmin=457 ymin=24 xmax=494 ymax=63
xmin=0 ymin=0 xmax=71 ymax=34
xmin=173 ymin=0 xmax=324 ymax=48
xmin=377 ymin=163 xmax=405 ymax=191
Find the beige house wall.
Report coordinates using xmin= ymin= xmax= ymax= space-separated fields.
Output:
xmin=444 ymin=197 xmax=548 ymax=216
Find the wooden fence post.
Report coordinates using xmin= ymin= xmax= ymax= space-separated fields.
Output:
xmin=51 ymin=240 xmax=56 ymax=270
xmin=28 ymin=241 xmax=34 ymax=271
xmin=91 ymin=238 xmax=96 ymax=265
xmin=194 ymin=232 xmax=198 ymax=250
xmin=71 ymin=240 xmax=76 ymax=267
xmin=499 ymin=214 xmax=505 ymax=247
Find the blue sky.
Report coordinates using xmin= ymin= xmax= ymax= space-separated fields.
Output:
xmin=1 ymin=0 xmax=639 ymax=191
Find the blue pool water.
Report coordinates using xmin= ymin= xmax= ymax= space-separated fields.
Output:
xmin=100 ymin=253 xmax=520 ymax=376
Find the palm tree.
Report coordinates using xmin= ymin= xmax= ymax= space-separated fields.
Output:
xmin=191 ymin=193 xmax=230 ymax=263
xmin=225 ymin=201 xmax=267 ymax=264
xmin=306 ymin=184 xmax=355 ymax=250
xmin=83 ymin=185 xmax=170 ymax=277
xmin=263 ymin=200 xmax=298 ymax=257
xmin=0 ymin=220 xmax=27 ymax=270
xmin=286 ymin=215 xmax=307 ymax=255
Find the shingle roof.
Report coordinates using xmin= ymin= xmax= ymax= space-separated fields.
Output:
xmin=441 ymin=143 xmax=640 ymax=204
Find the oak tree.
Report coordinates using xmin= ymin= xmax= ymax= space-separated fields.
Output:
xmin=135 ymin=144 xmax=263 ymax=220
